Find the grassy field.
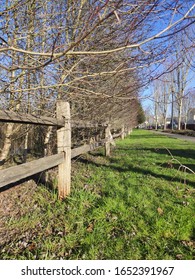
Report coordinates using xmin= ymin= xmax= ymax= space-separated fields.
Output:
xmin=0 ymin=129 xmax=195 ymax=260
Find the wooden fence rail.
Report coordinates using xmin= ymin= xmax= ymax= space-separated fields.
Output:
xmin=0 ymin=110 xmax=107 ymax=128
xmin=0 ymin=109 xmax=64 ymax=127
xmin=0 ymin=143 xmax=103 ymax=190
xmin=0 ymin=101 xmax=120 ymax=198
xmin=0 ymin=153 xmax=64 ymax=189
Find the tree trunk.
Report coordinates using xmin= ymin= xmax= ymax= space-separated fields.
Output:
xmin=23 ymin=125 xmax=29 ymax=163
xmin=163 ymin=118 xmax=167 ymax=130
xmin=178 ymin=100 xmax=182 ymax=130
xmin=0 ymin=123 xmax=14 ymax=168
xmin=44 ymin=126 xmax=53 ymax=156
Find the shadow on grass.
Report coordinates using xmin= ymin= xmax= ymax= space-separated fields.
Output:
xmin=148 ymin=148 xmax=195 ymax=162
xmin=160 ymin=162 xmax=195 ymax=174
xmin=110 ymin=159 xmax=195 ymax=188
xmin=79 ymin=153 xmax=195 ymax=189
xmin=116 ymin=146 xmax=195 ymax=161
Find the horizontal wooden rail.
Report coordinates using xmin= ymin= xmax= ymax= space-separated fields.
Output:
xmin=71 ymin=143 xmax=101 ymax=158
xmin=0 ymin=142 xmax=104 ymax=189
xmin=71 ymin=144 xmax=92 ymax=158
xmin=71 ymin=120 xmax=107 ymax=128
xmin=0 ymin=110 xmax=107 ymax=128
xmin=0 ymin=153 xmax=64 ymax=189
xmin=113 ymin=132 xmax=122 ymax=138
xmin=0 ymin=103 xmax=123 ymax=196
xmin=0 ymin=110 xmax=64 ymax=127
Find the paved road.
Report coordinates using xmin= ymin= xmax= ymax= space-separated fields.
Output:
xmin=152 ymin=131 xmax=195 ymax=143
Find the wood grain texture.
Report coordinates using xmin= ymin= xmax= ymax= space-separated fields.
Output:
xmin=0 ymin=110 xmax=64 ymax=127
xmin=0 ymin=153 xmax=64 ymax=188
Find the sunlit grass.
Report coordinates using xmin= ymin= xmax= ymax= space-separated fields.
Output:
xmin=1 ymin=130 xmax=195 ymax=260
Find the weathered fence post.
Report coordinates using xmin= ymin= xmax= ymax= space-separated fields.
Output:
xmin=57 ymin=101 xmax=71 ymax=198
xmin=121 ymin=124 xmax=125 ymax=140
xmin=105 ymin=124 xmax=111 ymax=157
xmin=128 ymin=127 xmax=132 ymax=135
xmin=125 ymin=126 xmax=128 ymax=137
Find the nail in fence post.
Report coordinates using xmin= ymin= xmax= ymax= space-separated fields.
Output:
xmin=57 ymin=101 xmax=71 ymax=198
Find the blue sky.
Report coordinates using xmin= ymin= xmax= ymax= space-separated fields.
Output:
xmin=137 ymin=1 xmax=195 ymax=114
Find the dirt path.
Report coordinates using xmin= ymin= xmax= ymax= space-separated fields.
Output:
xmin=152 ymin=131 xmax=195 ymax=143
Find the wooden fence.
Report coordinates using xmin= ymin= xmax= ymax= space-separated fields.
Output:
xmin=0 ymin=101 xmax=128 ymax=198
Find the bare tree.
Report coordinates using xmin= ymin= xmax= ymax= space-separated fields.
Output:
xmin=1 ymin=1 xmax=195 ymax=164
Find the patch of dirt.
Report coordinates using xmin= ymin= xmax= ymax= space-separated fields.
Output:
xmin=0 ymin=180 xmax=38 ymax=247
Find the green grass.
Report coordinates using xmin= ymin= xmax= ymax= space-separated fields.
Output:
xmin=1 ymin=130 xmax=195 ymax=260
